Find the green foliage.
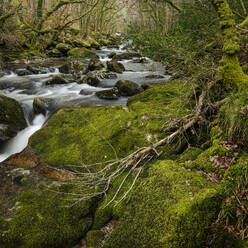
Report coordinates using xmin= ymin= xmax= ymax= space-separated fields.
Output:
xmin=218 ymin=155 xmax=248 ymax=239
xmin=127 ymin=0 xmax=221 ymax=81
xmin=219 ymin=92 xmax=248 ymax=145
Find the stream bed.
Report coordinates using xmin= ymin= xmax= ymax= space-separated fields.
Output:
xmin=0 ymin=43 xmax=170 ymax=162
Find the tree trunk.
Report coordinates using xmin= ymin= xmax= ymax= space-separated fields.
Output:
xmin=211 ymin=0 xmax=248 ymax=90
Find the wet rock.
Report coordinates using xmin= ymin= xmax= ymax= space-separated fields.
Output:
xmin=0 ymin=94 xmax=27 ymax=142
xmin=78 ymin=71 xmax=100 ymax=86
xmin=115 ymin=80 xmax=143 ymax=96
xmin=33 ymin=97 xmax=56 ymax=115
xmin=99 ymin=72 xmax=117 ymax=79
xmin=108 ymin=52 xmax=116 ymax=59
xmin=45 ymin=75 xmax=68 ymax=85
xmin=68 ymin=48 xmax=95 ymax=58
xmin=56 ymin=43 xmax=71 ymax=55
xmin=133 ymin=57 xmax=149 ymax=64
xmin=79 ymin=89 xmax=93 ymax=95
xmin=59 ymin=61 xmax=87 ymax=77
xmin=15 ymin=68 xmax=32 ymax=76
xmin=96 ymin=87 xmax=120 ymax=100
xmin=145 ymin=74 xmax=164 ymax=79
xmin=87 ymin=58 xmax=105 ymax=71
xmin=26 ymin=65 xmax=47 ymax=74
xmin=107 ymin=60 xmax=125 ymax=73
xmin=112 ymin=52 xmax=141 ymax=61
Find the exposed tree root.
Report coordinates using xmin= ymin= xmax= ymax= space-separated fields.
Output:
xmin=51 ymin=88 xmax=227 ymax=207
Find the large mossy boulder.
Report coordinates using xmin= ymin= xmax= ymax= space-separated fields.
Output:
xmin=115 ymin=80 xmax=143 ymax=96
xmin=0 ymin=95 xmax=27 ymax=142
xmin=78 ymin=71 xmax=101 ymax=86
xmin=68 ymin=48 xmax=95 ymax=58
xmin=29 ymin=80 xmax=194 ymax=169
xmin=107 ymin=60 xmax=125 ymax=73
xmin=102 ymin=160 xmax=222 ymax=248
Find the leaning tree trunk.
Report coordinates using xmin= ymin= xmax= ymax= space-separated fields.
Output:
xmin=211 ymin=0 xmax=248 ymax=91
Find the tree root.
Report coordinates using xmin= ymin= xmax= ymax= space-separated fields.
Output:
xmin=53 ymin=90 xmax=227 ymax=207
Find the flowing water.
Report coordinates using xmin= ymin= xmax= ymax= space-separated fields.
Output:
xmin=0 ymin=42 xmax=170 ymax=162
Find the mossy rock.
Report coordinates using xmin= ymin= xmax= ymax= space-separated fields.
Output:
xmin=29 ymin=81 xmax=194 ymax=169
xmin=68 ymin=48 xmax=95 ymax=58
xmin=0 ymin=94 xmax=27 ymax=142
xmin=55 ymin=43 xmax=71 ymax=55
xmin=183 ymin=140 xmax=234 ymax=175
xmin=103 ymin=160 xmax=222 ymax=248
xmin=107 ymin=60 xmax=125 ymax=73
xmin=45 ymin=75 xmax=68 ymax=85
xmin=1 ymin=184 xmax=94 ymax=248
xmin=115 ymin=80 xmax=143 ymax=96
xmin=96 ymin=87 xmax=120 ymax=100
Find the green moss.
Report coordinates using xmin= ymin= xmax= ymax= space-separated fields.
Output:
xmin=103 ymin=160 xmax=222 ymax=248
xmin=177 ymin=147 xmax=203 ymax=163
xmin=86 ymin=230 xmax=105 ymax=248
xmin=0 ymin=94 xmax=27 ymax=140
xmin=4 ymin=184 xmax=94 ymax=248
xmin=218 ymin=92 xmax=248 ymax=146
xmin=68 ymin=47 xmax=95 ymax=58
xmin=29 ymin=81 xmax=194 ymax=169
xmin=93 ymin=172 xmax=135 ymax=229
xmin=184 ymin=140 xmax=233 ymax=174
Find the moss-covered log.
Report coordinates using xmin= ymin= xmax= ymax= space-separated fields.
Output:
xmin=211 ymin=0 xmax=248 ymax=90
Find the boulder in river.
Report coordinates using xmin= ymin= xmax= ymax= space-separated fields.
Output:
xmin=26 ymin=65 xmax=47 ymax=74
xmin=45 ymin=75 xmax=68 ymax=85
xmin=15 ymin=68 xmax=32 ymax=76
xmin=133 ymin=57 xmax=149 ymax=64
xmin=107 ymin=60 xmax=125 ymax=73
xmin=33 ymin=97 xmax=56 ymax=116
xmin=78 ymin=71 xmax=100 ymax=86
xmin=112 ymin=52 xmax=142 ymax=61
xmin=108 ymin=52 xmax=116 ymax=59
xmin=0 ymin=94 xmax=27 ymax=143
xmin=87 ymin=58 xmax=105 ymax=71
xmin=59 ymin=61 xmax=87 ymax=77
xmin=145 ymin=74 xmax=165 ymax=79
xmin=115 ymin=80 xmax=143 ymax=96
xmin=96 ymin=87 xmax=120 ymax=100
xmin=68 ymin=48 xmax=95 ymax=58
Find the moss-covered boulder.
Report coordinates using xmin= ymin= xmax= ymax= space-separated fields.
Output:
xmin=103 ymin=160 xmax=222 ymax=248
xmin=78 ymin=71 xmax=101 ymax=86
xmin=87 ymin=58 xmax=105 ymax=71
xmin=45 ymin=75 xmax=68 ymax=85
xmin=29 ymin=80 xmax=194 ymax=169
xmin=1 ymin=184 xmax=94 ymax=248
xmin=58 ymin=60 xmax=87 ymax=77
xmin=107 ymin=60 xmax=125 ymax=73
xmin=0 ymin=95 xmax=27 ymax=142
xmin=68 ymin=48 xmax=95 ymax=58
xmin=96 ymin=87 xmax=120 ymax=100
xmin=115 ymin=80 xmax=143 ymax=96
xmin=112 ymin=52 xmax=141 ymax=61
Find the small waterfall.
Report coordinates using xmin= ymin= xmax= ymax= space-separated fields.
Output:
xmin=0 ymin=109 xmax=47 ymax=162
